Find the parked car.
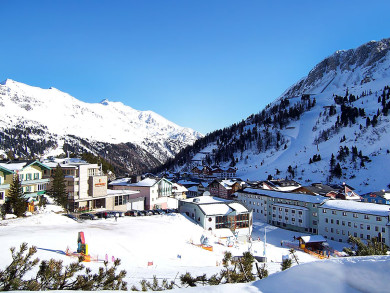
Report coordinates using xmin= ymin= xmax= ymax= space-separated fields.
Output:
xmin=125 ymin=210 xmax=137 ymax=217
xmin=108 ymin=211 xmax=124 ymax=217
xmin=135 ymin=210 xmax=144 ymax=216
xmin=95 ymin=211 xmax=114 ymax=219
xmin=79 ymin=213 xmax=98 ymax=220
xmin=144 ymin=210 xmax=153 ymax=216
xmin=155 ymin=209 xmax=164 ymax=215
xmin=64 ymin=214 xmax=79 ymax=221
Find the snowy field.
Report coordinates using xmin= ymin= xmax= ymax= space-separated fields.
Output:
xmin=0 ymin=205 xmax=388 ymax=292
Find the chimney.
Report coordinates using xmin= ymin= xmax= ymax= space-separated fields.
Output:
xmin=131 ymin=175 xmax=141 ymax=183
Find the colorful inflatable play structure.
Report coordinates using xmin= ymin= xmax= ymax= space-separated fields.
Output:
xmin=65 ymin=231 xmax=93 ymax=262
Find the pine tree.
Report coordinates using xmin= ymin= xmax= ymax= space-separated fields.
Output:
xmin=8 ymin=174 xmax=27 ymax=217
xmin=281 ymin=258 xmax=292 ymax=271
xmin=47 ymin=165 xmax=68 ymax=211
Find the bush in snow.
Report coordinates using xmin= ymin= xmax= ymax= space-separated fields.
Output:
xmin=0 ymin=242 xmax=127 ymax=291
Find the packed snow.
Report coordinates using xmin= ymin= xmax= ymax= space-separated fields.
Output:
xmin=0 ymin=202 xmax=389 ymax=292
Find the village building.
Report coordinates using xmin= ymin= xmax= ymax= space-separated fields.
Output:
xmin=178 ymin=196 xmax=252 ymax=241
xmin=208 ymin=179 xmax=244 ymax=199
xmin=171 ymin=182 xmax=188 ymax=201
xmin=43 ymin=158 xmax=137 ymax=212
xmin=360 ymin=190 xmax=390 ymax=205
xmin=318 ymin=200 xmax=390 ymax=245
xmin=235 ymin=188 xmax=327 ymax=234
xmin=0 ymin=160 xmax=51 ymax=212
xmin=109 ymin=177 xmax=174 ymax=209
xmin=294 ymin=183 xmax=361 ymax=201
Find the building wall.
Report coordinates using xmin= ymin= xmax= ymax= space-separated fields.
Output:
xmin=318 ymin=207 xmax=390 ymax=245
xmin=237 ymin=190 xmax=321 ymax=234
xmin=88 ymin=176 xmax=107 ymax=198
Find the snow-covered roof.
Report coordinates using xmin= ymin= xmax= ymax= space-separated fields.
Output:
xmin=0 ymin=162 xmax=27 ymax=171
xmin=321 ymin=200 xmax=390 ymax=216
xmin=182 ymin=196 xmax=229 ymax=204
xmin=200 ymin=204 xmax=232 ymax=215
xmin=109 ymin=177 xmax=159 ymax=187
xmin=242 ymin=188 xmax=327 ymax=204
xmin=109 ymin=178 xmax=131 ymax=185
xmin=172 ymin=183 xmax=188 ymax=193
xmin=106 ymin=189 xmax=140 ymax=196
xmin=43 ymin=162 xmax=78 ymax=169
xmin=130 ymin=178 xmax=158 ymax=187
xmin=228 ymin=202 xmax=248 ymax=213
xmin=299 ymin=235 xmax=327 ymax=243
xmin=0 ymin=161 xmax=51 ymax=171
xmin=188 ymin=186 xmax=198 ymax=192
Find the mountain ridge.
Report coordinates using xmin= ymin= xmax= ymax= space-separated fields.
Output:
xmin=160 ymin=38 xmax=390 ymax=193
xmin=0 ymin=79 xmax=202 ymax=174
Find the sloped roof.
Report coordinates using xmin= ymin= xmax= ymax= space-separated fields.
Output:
xmin=299 ymin=235 xmax=327 ymax=243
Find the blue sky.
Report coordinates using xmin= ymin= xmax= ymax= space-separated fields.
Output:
xmin=1 ymin=1 xmax=389 ymax=134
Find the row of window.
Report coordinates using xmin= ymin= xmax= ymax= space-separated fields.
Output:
xmin=324 ymin=228 xmax=386 ymax=242
xmin=322 ymin=209 xmax=382 ymax=221
xmin=19 ymin=173 xmax=40 ymax=181
xmin=324 ymin=218 xmax=386 ymax=232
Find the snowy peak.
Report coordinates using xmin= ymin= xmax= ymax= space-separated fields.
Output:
xmin=0 ymin=79 xmax=202 ymax=164
xmin=283 ymin=38 xmax=390 ymax=98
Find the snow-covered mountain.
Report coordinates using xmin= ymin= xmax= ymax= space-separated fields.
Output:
xmin=0 ymin=79 xmax=202 ymax=173
xmin=163 ymin=38 xmax=390 ymax=193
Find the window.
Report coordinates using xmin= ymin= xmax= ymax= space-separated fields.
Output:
xmin=325 ymin=227 xmax=328 ymax=232
xmin=353 ymin=213 xmax=358 ymax=218
xmin=331 ymin=228 xmax=334 ymax=233
xmin=342 ymin=221 xmax=345 ymax=226
xmin=382 ymin=228 xmax=385 ymax=233
xmin=325 ymin=218 xmax=328 ymax=223
xmin=312 ymin=212 xmax=317 ymax=217
xmin=354 ymin=223 xmax=357 ymax=228
xmin=332 ymin=211 xmax=336 ymax=215
xmin=342 ymin=212 xmax=347 ymax=216
xmin=367 ymin=225 xmax=370 ymax=230
xmin=364 ymin=215 xmax=369 ymax=220
xmin=313 ymin=220 xmax=318 ymax=225
xmin=367 ymin=235 xmax=371 ymax=240
xmin=336 ymin=229 xmax=339 ymax=234
xmin=348 ymin=222 xmax=351 ymax=227
xmin=331 ymin=219 xmax=334 ymax=224
xmin=34 ymin=173 xmax=39 ymax=179
xmin=114 ymin=196 xmax=123 ymax=206
xmin=375 ymin=226 xmax=379 ymax=232
xmin=322 ymin=209 xmax=327 ymax=213
xmin=376 ymin=217 xmax=382 ymax=222
xmin=298 ymin=211 xmax=303 ymax=215
xmin=336 ymin=220 xmax=339 ymax=225
xmin=354 ymin=232 xmax=357 ymax=237
xmin=292 ymin=210 xmax=295 ymax=214
xmin=360 ymin=224 xmax=363 ymax=229
xmin=360 ymin=234 xmax=363 ymax=239
xmin=342 ymin=230 xmax=345 ymax=235
xmin=0 ymin=191 xmax=4 ymax=200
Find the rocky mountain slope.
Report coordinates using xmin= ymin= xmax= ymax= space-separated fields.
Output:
xmin=0 ymin=80 xmax=202 ymax=174
xmin=160 ymin=38 xmax=390 ymax=193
